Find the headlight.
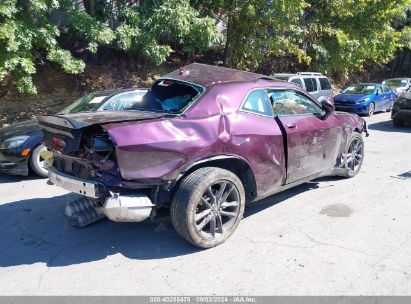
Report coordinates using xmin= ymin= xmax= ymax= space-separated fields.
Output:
xmin=0 ymin=135 xmax=30 ymax=150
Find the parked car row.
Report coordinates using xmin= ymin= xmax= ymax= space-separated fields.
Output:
xmin=0 ymin=89 xmax=147 ymax=177
xmin=276 ymin=72 xmax=411 ymax=126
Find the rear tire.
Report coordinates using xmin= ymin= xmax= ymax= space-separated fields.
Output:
xmin=386 ymin=101 xmax=393 ymax=112
xmin=393 ymin=119 xmax=404 ymax=127
xmin=343 ymin=133 xmax=364 ymax=178
xmin=29 ymin=144 xmax=49 ymax=178
xmin=171 ymin=167 xmax=245 ymax=248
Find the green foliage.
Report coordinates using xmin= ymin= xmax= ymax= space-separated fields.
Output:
xmin=400 ymin=27 xmax=411 ymax=49
xmin=0 ymin=0 xmax=222 ymax=94
xmin=196 ymin=0 xmax=409 ymax=77
xmin=302 ymin=0 xmax=409 ymax=77
xmin=0 ymin=0 xmax=99 ymax=94
xmin=1 ymin=0 xmax=410 ymax=93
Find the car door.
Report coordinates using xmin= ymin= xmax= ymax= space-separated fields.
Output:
xmin=383 ymin=85 xmax=395 ymax=109
xmin=268 ymin=88 xmax=341 ymax=184
xmin=318 ymin=77 xmax=333 ymax=100
xmin=374 ymin=86 xmax=385 ymax=111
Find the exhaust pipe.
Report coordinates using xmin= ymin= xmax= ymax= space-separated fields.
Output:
xmin=103 ymin=192 xmax=155 ymax=222
xmin=65 ymin=193 xmax=155 ymax=227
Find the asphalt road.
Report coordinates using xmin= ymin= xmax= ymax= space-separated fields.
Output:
xmin=0 ymin=112 xmax=410 ymax=296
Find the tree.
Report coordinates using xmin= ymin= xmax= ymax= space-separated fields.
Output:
xmin=0 ymin=0 xmax=114 ymax=94
xmin=0 ymin=0 xmax=222 ymax=94
xmin=195 ymin=0 xmax=409 ymax=77
xmin=302 ymin=0 xmax=410 ymax=78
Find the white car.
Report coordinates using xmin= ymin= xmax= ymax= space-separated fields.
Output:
xmin=382 ymin=78 xmax=411 ymax=95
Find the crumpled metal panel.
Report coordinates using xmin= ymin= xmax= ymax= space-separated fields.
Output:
xmin=103 ymin=78 xmax=365 ymax=198
xmin=104 ymin=80 xmax=287 ymax=196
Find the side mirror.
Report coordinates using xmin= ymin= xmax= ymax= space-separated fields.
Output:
xmin=318 ymin=96 xmax=335 ymax=119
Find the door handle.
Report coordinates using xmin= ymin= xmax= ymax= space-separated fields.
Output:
xmin=286 ymin=123 xmax=297 ymax=129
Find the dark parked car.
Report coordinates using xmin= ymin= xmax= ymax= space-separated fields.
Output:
xmin=0 ymin=89 xmax=147 ymax=177
xmin=38 ymin=63 xmax=368 ymax=248
xmin=392 ymin=90 xmax=411 ymax=127
xmin=334 ymin=83 xmax=397 ymax=116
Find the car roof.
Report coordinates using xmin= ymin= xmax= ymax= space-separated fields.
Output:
xmin=273 ymin=72 xmax=326 ymax=78
xmin=384 ymin=77 xmax=410 ymax=80
xmin=92 ymin=88 xmax=147 ymax=96
xmin=353 ymin=83 xmax=380 ymax=86
xmin=161 ymin=63 xmax=279 ymax=88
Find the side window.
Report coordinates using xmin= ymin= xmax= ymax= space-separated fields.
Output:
xmin=303 ymin=78 xmax=318 ymax=92
xmin=290 ymin=78 xmax=303 ymax=87
xmin=376 ymin=86 xmax=383 ymax=94
xmin=268 ymin=90 xmax=323 ymax=116
xmin=319 ymin=77 xmax=332 ymax=90
xmin=383 ymin=85 xmax=390 ymax=93
xmin=241 ymin=89 xmax=273 ymax=116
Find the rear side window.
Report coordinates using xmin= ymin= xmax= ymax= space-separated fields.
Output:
xmin=130 ymin=80 xmax=202 ymax=113
xmin=304 ymin=78 xmax=318 ymax=92
xmin=382 ymin=85 xmax=391 ymax=93
xmin=319 ymin=78 xmax=332 ymax=90
xmin=291 ymin=78 xmax=303 ymax=87
xmin=242 ymin=89 xmax=273 ymax=116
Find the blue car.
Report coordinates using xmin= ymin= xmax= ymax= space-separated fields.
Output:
xmin=334 ymin=83 xmax=397 ymax=116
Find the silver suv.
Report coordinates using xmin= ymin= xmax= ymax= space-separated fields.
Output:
xmin=382 ymin=78 xmax=411 ymax=95
xmin=273 ymin=72 xmax=333 ymax=101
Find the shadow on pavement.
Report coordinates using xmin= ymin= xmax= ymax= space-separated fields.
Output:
xmin=399 ymin=171 xmax=411 ymax=179
xmin=0 ymin=193 xmax=197 ymax=267
xmin=0 ymin=178 xmax=334 ymax=268
xmin=244 ymin=181 xmax=320 ymax=218
xmin=0 ymin=173 xmax=44 ymax=184
xmin=367 ymin=119 xmax=411 ymax=133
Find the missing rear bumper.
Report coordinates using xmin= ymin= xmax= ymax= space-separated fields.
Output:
xmin=48 ymin=167 xmax=101 ymax=198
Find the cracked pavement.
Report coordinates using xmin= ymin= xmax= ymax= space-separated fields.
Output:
xmin=0 ymin=112 xmax=410 ymax=295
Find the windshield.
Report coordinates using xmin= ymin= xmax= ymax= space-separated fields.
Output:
xmin=59 ymin=93 xmax=109 ymax=114
xmin=130 ymin=80 xmax=201 ymax=113
xmin=342 ymin=85 xmax=376 ymax=95
xmin=384 ymin=79 xmax=408 ymax=89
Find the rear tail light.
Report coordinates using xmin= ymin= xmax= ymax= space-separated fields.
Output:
xmin=51 ymin=137 xmax=66 ymax=153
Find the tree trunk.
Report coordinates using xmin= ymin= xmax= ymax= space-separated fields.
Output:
xmin=84 ymin=0 xmax=96 ymax=16
xmin=223 ymin=12 xmax=233 ymax=67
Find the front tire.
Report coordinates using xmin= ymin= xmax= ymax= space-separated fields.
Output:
xmin=393 ymin=119 xmax=404 ymax=127
xmin=29 ymin=144 xmax=49 ymax=178
xmin=171 ymin=167 xmax=245 ymax=248
xmin=367 ymin=102 xmax=375 ymax=117
xmin=343 ymin=133 xmax=364 ymax=178
xmin=386 ymin=101 xmax=393 ymax=112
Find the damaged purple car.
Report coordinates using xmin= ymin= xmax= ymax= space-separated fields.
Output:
xmin=38 ymin=63 xmax=368 ymax=248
